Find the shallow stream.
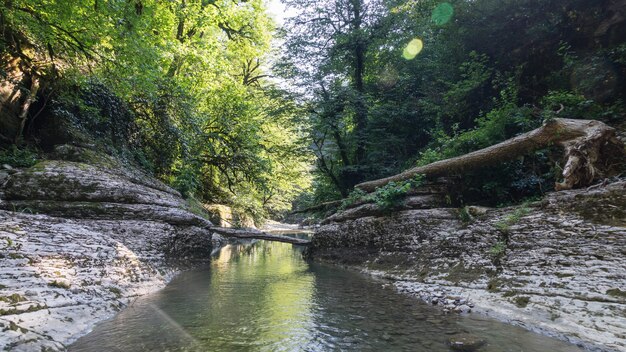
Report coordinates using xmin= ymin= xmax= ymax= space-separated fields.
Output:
xmin=70 ymin=240 xmax=582 ymax=352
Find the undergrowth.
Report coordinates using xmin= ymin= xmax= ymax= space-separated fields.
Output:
xmin=0 ymin=146 xmax=39 ymax=168
xmin=340 ymin=174 xmax=426 ymax=212
xmin=494 ymin=200 xmax=533 ymax=232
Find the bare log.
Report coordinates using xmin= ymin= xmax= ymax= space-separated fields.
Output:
xmin=290 ymin=200 xmax=342 ymax=214
xmin=356 ymin=118 xmax=625 ymax=193
xmin=210 ymin=226 xmax=311 ymax=245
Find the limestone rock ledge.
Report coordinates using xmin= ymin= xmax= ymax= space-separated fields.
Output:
xmin=311 ymin=181 xmax=626 ymax=352
xmin=0 ymin=151 xmax=218 ymax=351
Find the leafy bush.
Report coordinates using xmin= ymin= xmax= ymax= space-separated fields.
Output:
xmin=488 ymin=241 xmax=507 ymax=258
xmin=338 ymin=174 xmax=426 ymax=212
xmin=415 ymin=148 xmax=444 ymax=167
xmin=371 ymin=181 xmax=412 ymax=210
xmin=412 ymin=83 xmax=578 ymax=205
xmin=416 ymin=79 xmax=538 ymax=164
xmin=494 ymin=201 xmax=532 ymax=232
xmin=0 ymin=146 xmax=39 ymax=168
xmin=339 ymin=188 xmax=367 ymax=210
xmin=458 ymin=206 xmax=473 ymax=223
xmin=541 ymin=90 xmax=624 ymax=123
xmin=170 ymin=162 xmax=200 ymax=198
xmin=371 ymin=174 xmax=425 ymax=211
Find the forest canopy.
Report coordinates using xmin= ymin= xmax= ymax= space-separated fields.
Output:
xmin=1 ymin=0 xmax=312 ymax=223
xmin=1 ymin=0 xmax=625 ymax=221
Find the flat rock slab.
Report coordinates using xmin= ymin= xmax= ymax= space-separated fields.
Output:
xmin=313 ymin=181 xmax=626 ymax=351
xmin=0 ymin=210 xmax=211 ymax=350
xmin=0 ymin=157 xmax=216 ymax=351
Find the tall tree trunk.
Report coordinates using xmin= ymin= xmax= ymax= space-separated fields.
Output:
xmin=350 ymin=0 xmax=367 ymax=164
xmin=15 ymin=74 xmax=40 ymax=144
xmin=333 ymin=129 xmax=351 ymax=168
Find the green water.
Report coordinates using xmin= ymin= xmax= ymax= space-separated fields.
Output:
xmin=70 ymin=240 xmax=582 ymax=352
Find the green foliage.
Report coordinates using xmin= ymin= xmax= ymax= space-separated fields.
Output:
xmin=1 ymin=0 xmax=313 ymax=222
xmin=371 ymin=181 xmax=412 ymax=211
xmin=185 ymin=196 xmax=212 ymax=221
xmin=11 ymin=206 xmax=35 ymax=214
xmin=170 ymin=162 xmax=200 ymax=199
xmin=0 ymin=294 xmax=26 ymax=304
xmin=442 ymin=52 xmax=494 ymax=128
xmin=541 ymin=90 xmax=625 ymax=123
xmin=606 ymin=288 xmax=626 ymax=298
xmin=425 ymin=79 xmax=538 ymax=162
xmin=338 ymin=174 xmax=425 ymax=212
xmin=340 ymin=188 xmax=367 ymax=210
xmin=282 ymin=0 xmax=626 ymax=208
xmin=369 ymin=174 xmax=425 ymax=211
xmin=47 ymin=79 xmax=139 ymax=150
xmin=107 ymin=286 xmax=122 ymax=298
xmin=488 ymin=241 xmax=507 ymax=258
xmin=3 ymin=0 xmax=626 ymax=219
xmin=494 ymin=202 xmax=532 ymax=232
xmin=0 ymin=146 xmax=39 ymax=168
xmin=415 ymin=148 xmax=444 ymax=167
xmin=513 ymin=296 xmax=531 ymax=308
xmin=458 ymin=207 xmax=473 ymax=224
xmin=412 ymin=79 xmax=555 ymax=205
xmin=608 ymin=44 xmax=626 ymax=66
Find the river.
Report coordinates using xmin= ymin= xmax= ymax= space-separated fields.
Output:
xmin=70 ymin=240 xmax=582 ymax=352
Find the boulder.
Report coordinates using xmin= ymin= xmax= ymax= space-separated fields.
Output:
xmin=448 ymin=334 xmax=487 ymax=352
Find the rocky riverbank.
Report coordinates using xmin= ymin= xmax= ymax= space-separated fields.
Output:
xmin=311 ymin=180 xmax=626 ymax=352
xmin=0 ymin=146 xmax=220 ymax=351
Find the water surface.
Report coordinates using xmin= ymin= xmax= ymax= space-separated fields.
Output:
xmin=71 ymin=240 xmax=582 ymax=352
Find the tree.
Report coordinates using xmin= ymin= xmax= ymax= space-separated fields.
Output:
xmin=1 ymin=0 xmax=313 ymax=222
xmin=282 ymin=0 xmax=626 ymax=207
xmin=279 ymin=0 xmax=391 ymax=197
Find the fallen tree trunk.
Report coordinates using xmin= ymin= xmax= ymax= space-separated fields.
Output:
xmin=209 ymin=226 xmax=311 ymax=245
xmin=356 ymin=118 xmax=625 ymax=193
xmin=290 ymin=200 xmax=342 ymax=214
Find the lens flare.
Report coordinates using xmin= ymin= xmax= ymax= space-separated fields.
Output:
xmin=432 ymin=3 xmax=454 ymax=25
xmin=403 ymin=38 xmax=423 ymax=60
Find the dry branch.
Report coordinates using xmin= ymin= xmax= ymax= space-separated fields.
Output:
xmin=290 ymin=200 xmax=342 ymax=214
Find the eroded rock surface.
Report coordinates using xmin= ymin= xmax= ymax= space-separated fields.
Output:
xmin=312 ymin=181 xmax=626 ymax=352
xmin=0 ymin=149 xmax=217 ymax=351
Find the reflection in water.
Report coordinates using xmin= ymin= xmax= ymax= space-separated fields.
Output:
xmin=71 ymin=240 xmax=581 ymax=352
